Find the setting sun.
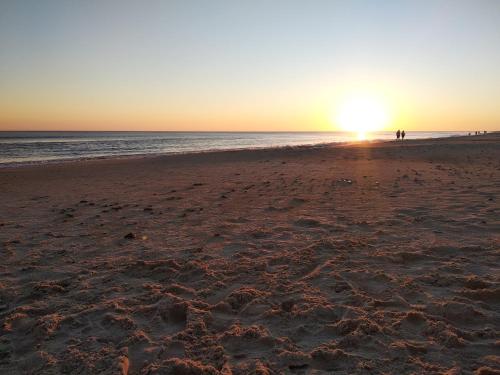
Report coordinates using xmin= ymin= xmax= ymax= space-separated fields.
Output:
xmin=334 ymin=94 xmax=391 ymax=137
xmin=1 ymin=2 xmax=499 ymax=373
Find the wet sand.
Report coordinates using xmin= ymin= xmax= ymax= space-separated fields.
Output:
xmin=1 ymin=134 xmax=499 ymax=374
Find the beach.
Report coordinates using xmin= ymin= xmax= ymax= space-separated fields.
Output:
xmin=1 ymin=134 xmax=499 ymax=374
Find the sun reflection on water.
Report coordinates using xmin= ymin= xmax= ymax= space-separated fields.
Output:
xmin=356 ymin=131 xmax=367 ymax=141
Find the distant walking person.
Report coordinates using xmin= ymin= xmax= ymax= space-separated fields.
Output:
xmin=396 ymin=129 xmax=401 ymax=140
xmin=401 ymin=130 xmax=406 ymax=141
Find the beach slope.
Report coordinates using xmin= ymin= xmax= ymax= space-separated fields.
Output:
xmin=1 ymin=134 xmax=499 ymax=374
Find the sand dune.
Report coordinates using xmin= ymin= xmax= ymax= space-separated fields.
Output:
xmin=1 ymin=134 xmax=499 ymax=374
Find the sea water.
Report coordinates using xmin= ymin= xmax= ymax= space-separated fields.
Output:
xmin=0 ymin=131 xmax=469 ymax=165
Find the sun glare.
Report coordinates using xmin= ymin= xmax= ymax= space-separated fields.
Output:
xmin=334 ymin=94 xmax=391 ymax=137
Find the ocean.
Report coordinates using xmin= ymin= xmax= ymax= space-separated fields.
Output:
xmin=0 ymin=131 xmax=469 ymax=165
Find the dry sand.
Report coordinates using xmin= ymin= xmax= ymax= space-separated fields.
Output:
xmin=0 ymin=134 xmax=499 ymax=374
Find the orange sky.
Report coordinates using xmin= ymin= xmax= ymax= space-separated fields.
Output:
xmin=1 ymin=1 xmax=499 ymax=132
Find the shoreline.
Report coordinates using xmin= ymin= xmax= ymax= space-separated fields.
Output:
xmin=0 ymin=141 xmax=336 ymax=169
xmin=0 ymin=132 xmax=489 ymax=170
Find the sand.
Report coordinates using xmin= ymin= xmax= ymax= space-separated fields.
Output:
xmin=0 ymin=134 xmax=499 ymax=374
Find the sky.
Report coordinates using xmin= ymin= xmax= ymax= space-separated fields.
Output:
xmin=1 ymin=0 xmax=499 ymax=132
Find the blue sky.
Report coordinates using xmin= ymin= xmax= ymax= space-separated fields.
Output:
xmin=1 ymin=0 xmax=499 ymax=130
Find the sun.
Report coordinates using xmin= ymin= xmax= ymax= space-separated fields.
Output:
xmin=334 ymin=93 xmax=391 ymax=138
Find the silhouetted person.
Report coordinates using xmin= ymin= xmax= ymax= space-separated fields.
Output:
xmin=401 ymin=130 xmax=406 ymax=141
xmin=396 ymin=129 xmax=401 ymax=140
